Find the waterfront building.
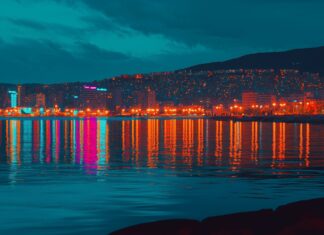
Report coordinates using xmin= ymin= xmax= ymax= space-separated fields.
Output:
xmin=109 ymin=88 xmax=123 ymax=112
xmin=35 ymin=93 xmax=46 ymax=108
xmin=242 ymin=91 xmax=258 ymax=108
xmin=79 ymin=85 xmax=108 ymax=109
xmin=147 ymin=87 xmax=157 ymax=109
xmin=212 ymin=105 xmax=225 ymax=116
xmin=242 ymin=91 xmax=276 ymax=108
xmin=134 ymin=87 xmax=157 ymax=110
xmin=17 ymin=85 xmax=23 ymax=107
xmin=257 ymin=93 xmax=276 ymax=106
xmin=8 ymin=90 xmax=17 ymax=108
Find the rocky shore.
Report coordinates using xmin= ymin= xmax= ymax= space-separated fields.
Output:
xmin=110 ymin=198 xmax=324 ymax=235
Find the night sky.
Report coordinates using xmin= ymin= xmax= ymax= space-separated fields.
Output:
xmin=1 ymin=0 xmax=324 ymax=84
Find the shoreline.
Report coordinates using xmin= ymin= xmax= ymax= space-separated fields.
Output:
xmin=0 ymin=115 xmax=323 ymax=124
xmin=110 ymin=197 xmax=324 ymax=235
xmin=211 ymin=114 xmax=324 ymax=124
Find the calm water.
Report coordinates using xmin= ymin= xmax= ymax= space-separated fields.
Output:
xmin=0 ymin=118 xmax=324 ymax=235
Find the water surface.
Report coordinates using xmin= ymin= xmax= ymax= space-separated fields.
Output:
xmin=0 ymin=118 xmax=324 ymax=234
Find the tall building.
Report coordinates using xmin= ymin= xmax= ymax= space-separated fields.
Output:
xmin=257 ymin=93 xmax=276 ymax=106
xmin=134 ymin=87 xmax=157 ymax=109
xmin=242 ymin=91 xmax=258 ymax=108
xmin=17 ymin=85 xmax=23 ymax=107
xmin=242 ymin=91 xmax=276 ymax=108
xmin=79 ymin=85 xmax=108 ymax=109
xmin=110 ymin=88 xmax=123 ymax=111
xmin=35 ymin=93 xmax=46 ymax=108
xmin=147 ymin=87 xmax=157 ymax=108
xmin=133 ymin=90 xmax=145 ymax=108
xmin=8 ymin=90 xmax=17 ymax=108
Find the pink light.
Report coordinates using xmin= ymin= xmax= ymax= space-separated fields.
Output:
xmin=83 ymin=85 xmax=97 ymax=90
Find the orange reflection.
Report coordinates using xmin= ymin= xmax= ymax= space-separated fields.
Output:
xmin=229 ymin=121 xmax=242 ymax=170
xmin=7 ymin=120 xmax=21 ymax=165
xmin=305 ymin=123 xmax=310 ymax=167
xmin=147 ymin=119 xmax=159 ymax=168
xmin=272 ymin=122 xmax=286 ymax=169
xmin=0 ymin=118 xmax=320 ymax=173
xmin=272 ymin=122 xmax=277 ymax=168
xmin=122 ymin=120 xmax=131 ymax=162
xmin=197 ymin=119 xmax=204 ymax=165
xmin=163 ymin=119 xmax=177 ymax=166
xmin=215 ymin=121 xmax=223 ymax=159
xmin=299 ymin=124 xmax=303 ymax=161
xmin=251 ymin=122 xmax=258 ymax=162
xmin=131 ymin=119 xmax=140 ymax=162
xmin=182 ymin=119 xmax=194 ymax=166
xmin=278 ymin=123 xmax=286 ymax=161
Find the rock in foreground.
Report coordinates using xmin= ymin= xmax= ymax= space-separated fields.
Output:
xmin=110 ymin=198 xmax=324 ymax=235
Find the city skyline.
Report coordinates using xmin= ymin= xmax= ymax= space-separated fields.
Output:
xmin=1 ymin=0 xmax=324 ymax=83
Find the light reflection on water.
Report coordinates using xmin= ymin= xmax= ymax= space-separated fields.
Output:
xmin=0 ymin=118 xmax=324 ymax=235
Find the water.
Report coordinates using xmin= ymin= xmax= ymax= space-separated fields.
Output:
xmin=0 ymin=118 xmax=324 ymax=235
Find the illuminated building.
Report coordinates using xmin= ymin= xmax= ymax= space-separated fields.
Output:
xmin=284 ymin=93 xmax=305 ymax=103
xmin=79 ymin=85 xmax=108 ymax=109
xmin=242 ymin=91 xmax=258 ymax=108
xmin=8 ymin=90 xmax=17 ymax=108
xmin=133 ymin=90 xmax=144 ymax=109
xmin=109 ymin=88 xmax=123 ymax=112
xmin=17 ymin=85 xmax=23 ymax=107
xmin=212 ymin=105 xmax=225 ymax=116
xmin=257 ymin=93 xmax=276 ymax=106
xmin=36 ymin=93 xmax=46 ymax=108
xmin=242 ymin=91 xmax=276 ymax=108
xmin=134 ymin=87 xmax=157 ymax=109
xmin=147 ymin=87 xmax=157 ymax=108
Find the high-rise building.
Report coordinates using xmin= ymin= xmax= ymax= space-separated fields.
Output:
xmin=8 ymin=90 xmax=17 ymax=108
xmin=134 ymin=87 xmax=157 ymax=109
xmin=17 ymin=85 xmax=22 ymax=107
xmin=110 ymin=88 xmax=123 ymax=111
xmin=36 ymin=93 xmax=46 ymax=108
xmin=242 ymin=91 xmax=276 ymax=108
xmin=242 ymin=91 xmax=258 ymax=108
xmin=133 ymin=90 xmax=145 ymax=108
xmin=257 ymin=93 xmax=276 ymax=106
xmin=79 ymin=85 xmax=108 ymax=109
xmin=147 ymin=87 xmax=157 ymax=108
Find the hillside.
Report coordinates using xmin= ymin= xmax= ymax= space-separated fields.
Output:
xmin=183 ymin=46 xmax=324 ymax=74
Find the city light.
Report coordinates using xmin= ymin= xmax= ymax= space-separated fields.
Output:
xmin=0 ymin=75 xmax=323 ymax=118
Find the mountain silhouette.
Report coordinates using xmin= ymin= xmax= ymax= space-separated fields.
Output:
xmin=183 ymin=46 xmax=324 ymax=74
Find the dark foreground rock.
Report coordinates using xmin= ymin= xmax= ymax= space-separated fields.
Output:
xmin=110 ymin=219 xmax=200 ymax=235
xmin=110 ymin=198 xmax=324 ymax=235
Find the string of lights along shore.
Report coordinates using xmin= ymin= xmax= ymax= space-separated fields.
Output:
xmin=1 ymin=68 xmax=323 ymax=117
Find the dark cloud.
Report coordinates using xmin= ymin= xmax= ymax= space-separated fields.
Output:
xmin=0 ymin=40 xmax=152 ymax=84
xmin=1 ymin=0 xmax=324 ymax=83
xmin=9 ymin=18 xmax=47 ymax=30
xmin=81 ymin=0 xmax=324 ymax=50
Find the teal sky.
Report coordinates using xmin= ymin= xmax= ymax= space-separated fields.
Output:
xmin=1 ymin=0 xmax=324 ymax=83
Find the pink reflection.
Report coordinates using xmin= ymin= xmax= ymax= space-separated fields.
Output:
xmin=75 ymin=120 xmax=81 ymax=164
xmin=83 ymin=118 xmax=98 ymax=174
xmin=45 ymin=120 xmax=51 ymax=163
xmin=32 ymin=121 xmax=40 ymax=163
xmin=55 ymin=120 xmax=60 ymax=162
